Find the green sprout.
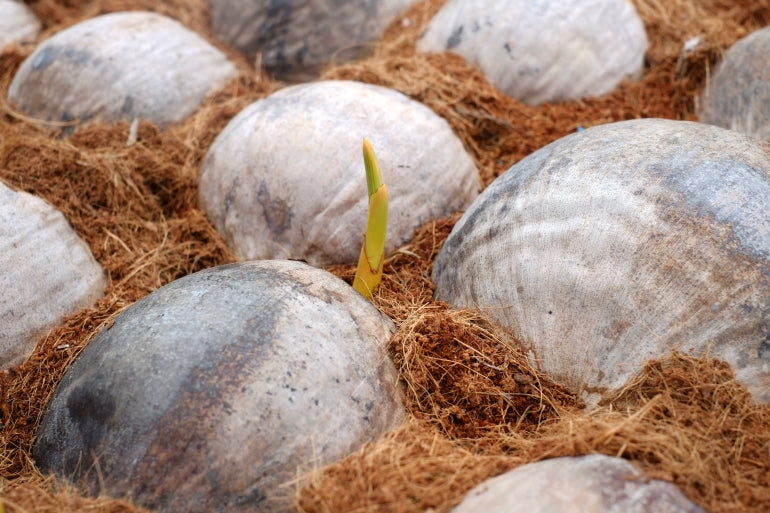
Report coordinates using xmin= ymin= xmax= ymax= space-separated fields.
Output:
xmin=353 ymin=138 xmax=388 ymax=299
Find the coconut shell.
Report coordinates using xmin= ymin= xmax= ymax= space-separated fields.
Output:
xmin=7 ymin=11 xmax=236 ymax=131
xmin=34 ymin=260 xmax=404 ymax=513
xmin=208 ymin=0 xmax=414 ymax=81
xmin=417 ymin=0 xmax=648 ymax=106
xmin=451 ymin=454 xmax=706 ymax=513
xmin=699 ymin=26 xmax=770 ymax=140
xmin=199 ymin=79 xmax=480 ymax=266
xmin=0 ymin=183 xmax=105 ymax=369
xmin=0 ymin=0 xmax=41 ymax=49
xmin=433 ymin=118 xmax=770 ymax=404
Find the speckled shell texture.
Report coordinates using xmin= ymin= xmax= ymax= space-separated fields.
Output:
xmin=700 ymin=27 xmax=770 ymax=140
xmin=34 ymin=260 xmax=404 ymax=513
xmin=0 ymin=0 xmax=41 ymax=49
xmin=208 ymin=0 xmax=414 ymax=81
xmin=7 ymin=11 xmax=236 ymax=130
xmin=417 ymin=0 xmax=648 ymax=106
xmin=433 ymin=118 xmax=770 ymax=404
xmin=451 ymin=455 xmax=706 ymax=513
xmin=1 ymin=183 xmax=105 ymax=369
xmin=199 ymin=80 xmax=480 ymax=266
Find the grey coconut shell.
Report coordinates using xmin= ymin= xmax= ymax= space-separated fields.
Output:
xmin=199 ymin=80 xmax=480 ymax=266
xmin=417 ymin=0 xmax=648 ymax=106
xmin=208 ymin=0 xmax=414 ymax=81
xmin=7 ymin=11 xmax=236 ymax=131
xmin=451 ymin=454 xmax=706 ymax=513
xmin=34 ymin=260 xmax=404 ymax=513
xmin=0 ymin=0 xmax=41 ymax=49
xmin=1 ymin=183 xmax=105 ymax=368
xmin=700 ymin=26 xmax=770 ymax=140
xmin=433 ymin=118 xmax=770 ymax=404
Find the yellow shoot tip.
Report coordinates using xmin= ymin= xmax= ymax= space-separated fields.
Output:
xmin=362 ymin=138 xmax=383 ymax=197
xmin=354 ymin=139 xmax=388 ymax=299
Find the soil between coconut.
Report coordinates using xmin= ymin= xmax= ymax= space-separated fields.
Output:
xmin=1 ymin=1 xmax=770 ymax=513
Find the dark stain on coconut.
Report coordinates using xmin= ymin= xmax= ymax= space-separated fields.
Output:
xmin=759 ymin=336 xmax=770 ymax=360
xmin=257 ymin=181 xmax=292 ymax=235
xmin=31 ymin=44 xmax=93 ymax=70
xmin=232 ymin=486 xmax=267 ymax=507
xmin=224 ymin=176 xmax=239 ymax=213
xmin=447 ymin=25 xmax=463 ymax=49
xmin=256 ymin=0 xmax=293 ymax=68
xmin=121 ymin=95 xmax=134 ymax=115
xmin=36 ymin=378 xmax=117 ymax=476
xmin=504 ymin=42 xmax=514 ymax=59
xmin=30 ymin=45 xmax=61 ymax=70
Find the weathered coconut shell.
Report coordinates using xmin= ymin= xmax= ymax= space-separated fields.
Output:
xmin=451 ymin=454 xmax=706 ymax=513
xmin=700 ymin=27 xmax=770 ymax=140
xmin=208 ymin=0 xmax=414 ymax=81
xmin=417 ymin=0 xmax=648 ymax=106
xmin=1 ymin=182 xmax=105 ymax=369
xmin=0 ymin=0 xmax=41 ymax=49
xmin=35 ymin=260 xmax=404 ymax=513
xmin=433 ymin=118 xmax=770 ymax=404
xmin=199 ymin=79 xmax=480 ymax=266
xmin=7 ymin=11 xmax=236 ymax=131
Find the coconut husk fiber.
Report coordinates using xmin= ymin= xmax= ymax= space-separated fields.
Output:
xmin=2 ymin=0 xmax=770 ymax=512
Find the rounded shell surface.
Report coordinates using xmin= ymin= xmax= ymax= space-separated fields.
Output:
xmin=451 ymin=455 xmax=706 ymax=513
xmin=433 ymin=118 xmax=770 ymax=404
xmin=7 ymin=11 xmax=236 ymax=131
xmin=34 ymin=260 xmax=404 ymax=513
xmin=208 ymin=0 xmax=414 ymax=81
xmin=1 ymin=182 xmax=105 ymax=368
xmin=199 ymin=79 xmax=480 ymax=266
xmin=0 ymin=0 xmax=41 ymax=49
xmin=699 ymin=26 xmax=770 ymax=140
xmin=417 ymin=0 xmax=648 ymax=106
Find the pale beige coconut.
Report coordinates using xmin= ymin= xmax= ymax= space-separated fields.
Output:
xmin=35 ymin=260 xmax=404 ymax=513
xmin=417 ymin=0 xmax=648 ymax=106
xmin=199 ymin=79 xmax=480 ymax=266
xmin=7 ymin=11 xmax=236 ymax=131
xmin=433 ymin=118 xmax=770 ymax=405
xmin=0 ymin=182 xmax=105 ymax=369
xmin=208 ymin=0 xmax=415 ymax=81
xmin=0 ymin=0 xmax=41 ymax=49
xmin=700 ymin=26 xmax=770 ymax=140
xmin=452 ymin=455 xmax=706 ymax=513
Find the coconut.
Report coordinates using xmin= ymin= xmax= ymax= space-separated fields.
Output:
xmin=34 ymin=259 xmax=405 ymax=513
xmin=207 ymin=0 xmax=414 ymax=81
xmin=0 ymin=0 xmax=41 ymax=49
xmin=699 ymin=26 xmax=770 ymax=140
xmin=1 ymin=182 xmax=105 ymax=369
xmin=7 ymin=11 xmax=236 ymax=132
xmin=417 ymin=0 xmax=648 ymax=106
xmin=451 ymin=454 xmax=706 ymax=513
xmin=199 ymin=79 xmax=480 ymax=266
xmin=432 ymin=118 xmax=770 ymax=405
